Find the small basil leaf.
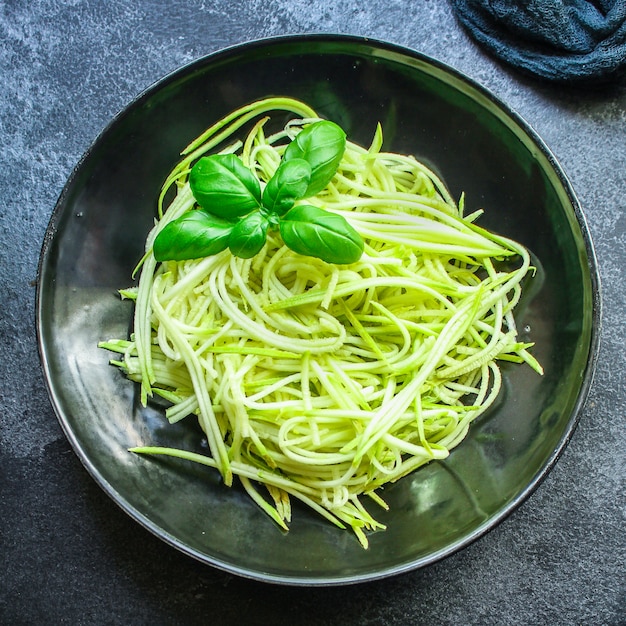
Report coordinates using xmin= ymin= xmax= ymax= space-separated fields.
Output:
xmin=262 ymin=158 xmax=311 ymax=216
xmin=153 ymin=210 xmax=233 ymax=261
xmin=261 ymin=208 xmax=280 ymax=230
xmin=279 ymin=204 xmax=363 ymax=265
xmin=283 ymin=120 xmax=346 ymax=197
xmin=229 ymin=211 xmax=269 ymax=259
xmin=189 ymin=154 xmax=261 ymax=219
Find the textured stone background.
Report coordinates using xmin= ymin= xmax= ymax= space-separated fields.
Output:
xmin=1 ymin=1 xmax=624 ymax=624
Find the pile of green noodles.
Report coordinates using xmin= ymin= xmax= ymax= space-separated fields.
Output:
xmin=101 ymin=97 xmax=542 ymax=548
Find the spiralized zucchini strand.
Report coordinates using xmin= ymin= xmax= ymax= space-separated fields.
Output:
xmin=100 ymin=97 xmax=542 ymax=549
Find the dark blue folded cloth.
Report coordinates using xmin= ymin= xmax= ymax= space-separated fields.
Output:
xmin=449 ymin=0 xmax=626 ymax=82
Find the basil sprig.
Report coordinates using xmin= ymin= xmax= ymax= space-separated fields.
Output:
xmin=153 ymin=120 xmax=363 ymax=265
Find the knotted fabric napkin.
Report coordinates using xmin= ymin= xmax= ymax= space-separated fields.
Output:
xmin=449 ymin=0 xmax=626 ymax=82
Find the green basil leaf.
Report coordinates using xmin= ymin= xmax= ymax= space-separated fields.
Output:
xmin=229 ymin=211 xmax=269 ymax=259
xmin=189 ymin=154 xmax=261 ymax=219
xmin=262 ymin=158 xmax=311 ymax=216
xmin=153 ymin=210 xmax=233 ymax=261
xmin=283 ymin=121 xmax=346 ymax=197
xmin=279 ymin=204 xmax=363 ymax=265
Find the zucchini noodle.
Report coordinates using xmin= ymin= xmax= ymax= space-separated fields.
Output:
xmin=100 ymin=97 xmax=542 ymax=548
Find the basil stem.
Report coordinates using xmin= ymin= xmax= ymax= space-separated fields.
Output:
xmin=229 ymin=211 xmax=269 ymax=259
xmin=189 ymin=154 xmax=261 ymax=219
xmin=283 ymin=121 xmax=346 ymax=197
xmin=153 ymin=210 xmax=233 ymax=262
xmin=279 ymin=204 xmax=363 ymax=265
xmin=262 ymin=158 xmax=311 ymax=216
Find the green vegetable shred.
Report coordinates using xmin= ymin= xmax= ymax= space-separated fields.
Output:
xmin=100 ymin=97 xmax=543 ymax=548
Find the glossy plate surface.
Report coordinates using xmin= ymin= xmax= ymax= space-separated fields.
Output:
xmin=37 ymin=35 xmax=600 ymax=585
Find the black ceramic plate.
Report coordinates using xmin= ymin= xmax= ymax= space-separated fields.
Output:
xmin=36 ymin=35 xmax=600 ymax=585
